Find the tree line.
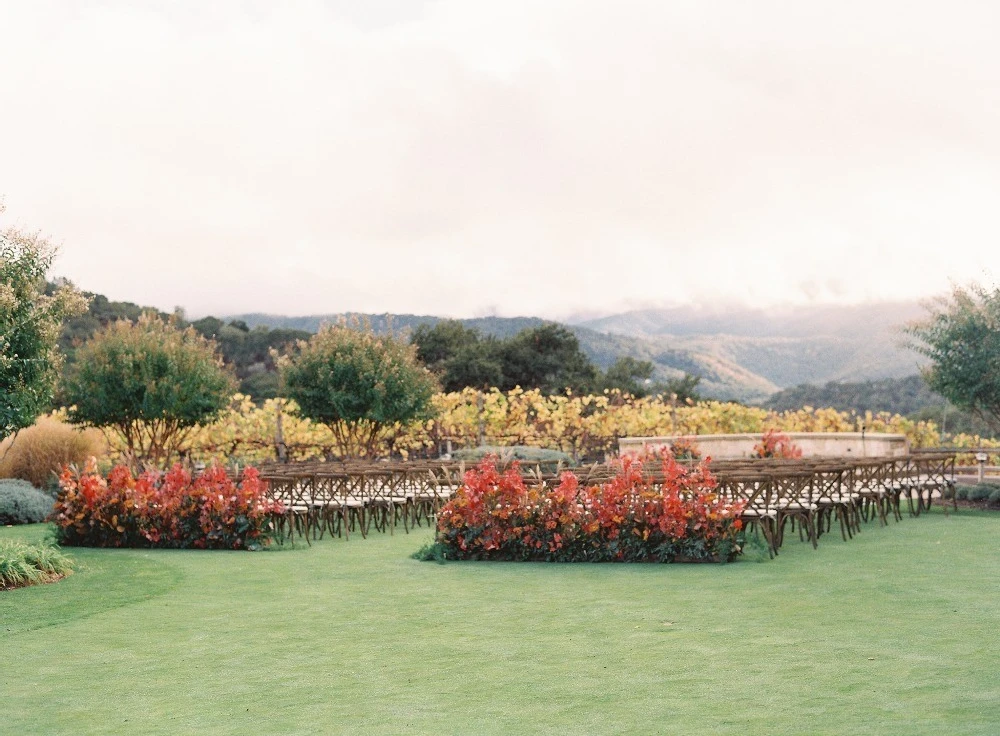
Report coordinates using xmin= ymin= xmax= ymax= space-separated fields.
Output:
xmin=52 ymin=285 xmax=702 ymax=402
xmin=765 ymin=374 xmax=994 ymax=438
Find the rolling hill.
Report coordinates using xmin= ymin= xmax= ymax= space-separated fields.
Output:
xmin=230 ymin=301 xmax=929 ymax=403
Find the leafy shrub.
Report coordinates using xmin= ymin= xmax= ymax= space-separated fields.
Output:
xmin=0 ymin=216 xmax=88 ymax=440
xmin=451 ymin=445 xmax=574 ymax=470
xmin=63 ymin=314 xmax=235 ymax=469
xmin=0 ymin=479 xmax=55 ymax=525
xmin=0 ymin=539 xmax=74 ymax=589
xmin=284 ymin=322 xmax=438 ymax=458
xmin=969 ymin=485 xmax=995 ymax=502
xmin=52 ymin=460 xmax=282 ymax=550
xmin=424 ymin=455 xmax=744 ymax=563
xmin=753 ymin=429 xmax=803 ymax=459
xmin=952 ymin=483 xmax=1000 ymax=506
xmin=0 ymin=416 xmax=106 ymax=488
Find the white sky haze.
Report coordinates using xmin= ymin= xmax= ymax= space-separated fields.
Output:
xmin=2 ymin=0 xmax=998 ymax=319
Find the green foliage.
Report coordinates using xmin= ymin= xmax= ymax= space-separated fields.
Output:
xmin=284 ymin=322 xmax=438 ymax=457
xmin=764 ymin=375 xmax=996 ymax=439
xmin=497 ymin=323 xmax=599 ymax=394
xmin=765 ymin=375 xmax=945 ymax=414
xmin=0 ymin=538 xmax=73 ymax=589
xmin=412 ymin=320 xmax=600 ymax=395
xmin=411 ymin=320 xmax=479 ymax=367
xmin=601 ymin=356 xmax=656 ymax=397
xmin=953 ymin=483 xmax=1000 ymax=505
xmin=662 ymin=373 xmax=702 ymax=403
xmin=237 ymin=370 xmax=281 ymax=401
xmin=411 ymin=540 xmax=449 ymax=563
xmin=219 ymin=304 xmax=939 ymax=403
xmin=54 ymin=283 xmax=311 ymax=403
xmin=63 ymin=314 xmax=235 ymax=468
xmin=54 ymin=287 xmax=167 ymax=360
xmin=908 ymin=404 xmax=995 ymax=439
xmin=738 ymin=530 xmax=772 ymax=563
xmin=0 ymin=479 xmax=54 ymax=525
xmin=907 ymin=284 xmax=1000 ymax=433
xmin=411 ymin=320 xmax=504 ymax=392
xmin=53 ymin=285 xmax=311 ymax=404
xmin=0 ymin=218 xmax=87 ymax=441
xmin=412 ymin=322 xmax=703 ymax=401
xmin=190 ymin=318 xmax=310 ymax=400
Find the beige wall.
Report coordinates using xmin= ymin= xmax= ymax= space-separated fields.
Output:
xmin=619 ymin=432 xmax=910 ymax=459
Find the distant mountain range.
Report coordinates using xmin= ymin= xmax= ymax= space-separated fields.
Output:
xmin=228 ymin=301 xmax=930 ymax=403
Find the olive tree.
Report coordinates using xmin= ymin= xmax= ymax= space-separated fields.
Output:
xmin=907 ymin=283 xmax=1000 ymax=432
xmin=63 ymin=314 xmax=235 ymax=468
xmin=283 ymin=323 xmax=438 ymax=458
xmin=1 ymin=213 xmax=87 ymax=442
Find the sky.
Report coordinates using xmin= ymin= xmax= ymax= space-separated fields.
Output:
xmin=2 ymin=0 xmax=998 ymax=320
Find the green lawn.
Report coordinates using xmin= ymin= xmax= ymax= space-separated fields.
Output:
xmin=2 ymin=510 xmax=998 ymax=735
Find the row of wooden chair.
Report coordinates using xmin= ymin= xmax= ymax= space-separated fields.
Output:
xmin=707 ymin=454 xmax=956 ymax=558
xmin=258 ymin=461 xmax=474 ymax=544
xmin=253 ymin=453 xmax=955 ymax=550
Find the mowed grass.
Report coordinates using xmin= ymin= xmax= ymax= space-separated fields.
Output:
xmin=2 ymin=510 xmax=998 ymax=736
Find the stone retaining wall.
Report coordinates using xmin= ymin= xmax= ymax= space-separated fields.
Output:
xmin=619 ymin=432 xmax=909 ymax=459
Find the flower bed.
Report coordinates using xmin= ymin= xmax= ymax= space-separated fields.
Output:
xmin=425 ymin=455 xmax=744 ymax=563
xmin=52 ymin=460 xmax=282 ymax=550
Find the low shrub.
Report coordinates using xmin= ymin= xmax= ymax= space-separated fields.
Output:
xmin=0 ymin=416 xmax=106 ymax=489
xmin=424 ymin=455 xmax=744 ymax=563
xmin=0 ymin=479 xmax=55 ymax=525
xmin=52 ymin=460 xmax=282 ymax=550
xmin=0 ymin=539 xmax=74 ymax=590
xmin=953 ymin=483 xmax=1000 ymax=507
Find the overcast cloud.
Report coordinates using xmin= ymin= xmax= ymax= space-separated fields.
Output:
xmin=2 ymin=0 xmax=998 ymax=319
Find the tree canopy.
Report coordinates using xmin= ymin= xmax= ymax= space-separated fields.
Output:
xmin=284 ymin=323 xmax=438 ymax=457
xmin=412 ymin=321 xmax=600 ymax=395
xmin=189 ymin=316 xmax=311 ymax=400
xmin=497 ymin=324 xmax=599 ymax=393
xmin=907 ymin=283 xmax=1000 ymax=432
xmin=410 ymin=320 xmax=705 ymax=399
xmin=411 ymin=320 xmax=504 ymax=392
xmin=63 ymin=314 xmax=235 ymax=467
xmin=600 ymin=356 xmax=656 ymax=397
xmin=1 ymin=217 xmax=87 ymax=441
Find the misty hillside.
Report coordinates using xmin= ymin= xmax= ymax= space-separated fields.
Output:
xmin=573 ymin=302 xmax=926 ymax=339
xmin=569 ymin=302 xmax=929 ymax=397
xmin=230 ymin=303 xmax=929 ymax=403
xmin=232 ymin=313 xmax=548 ymax=340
